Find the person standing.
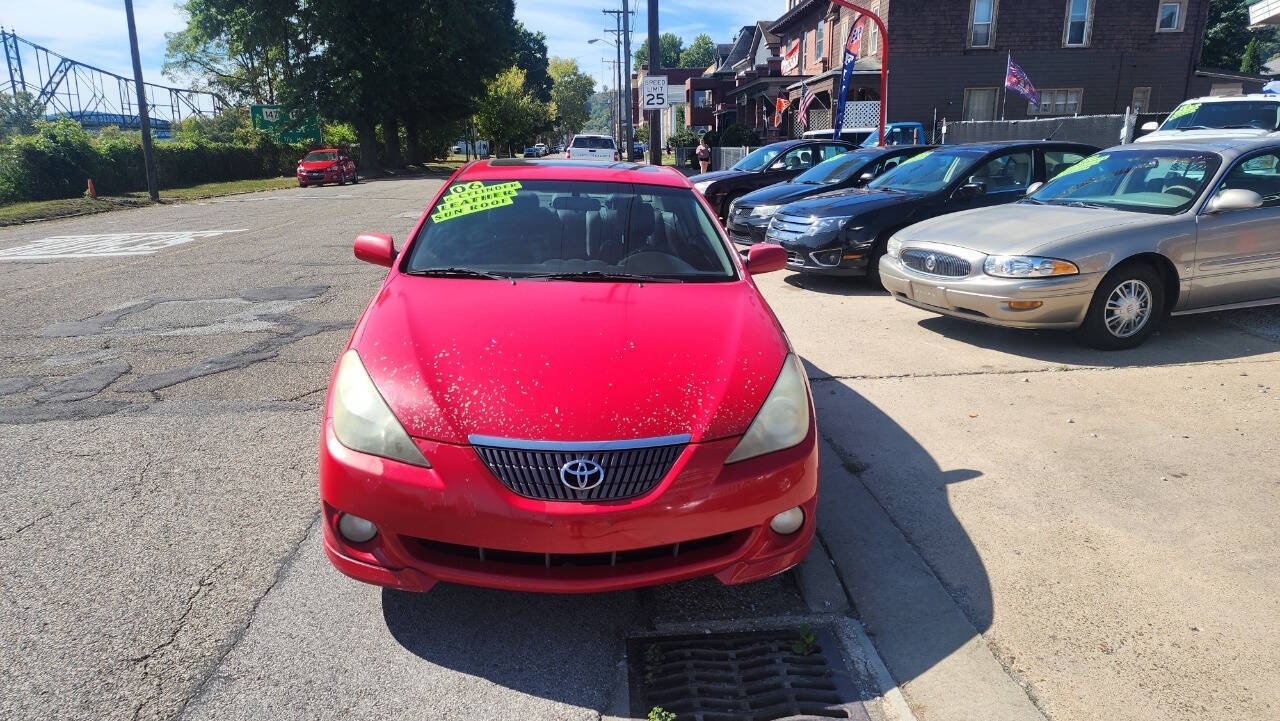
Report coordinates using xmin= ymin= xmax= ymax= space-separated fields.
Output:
xmin=696 ymin=138 xmax=711 ymax=174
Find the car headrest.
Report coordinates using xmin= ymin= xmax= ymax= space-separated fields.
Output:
xmin=552 ymin=196 xmax=601 ymax=212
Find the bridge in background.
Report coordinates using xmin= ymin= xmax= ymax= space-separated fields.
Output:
xmin=1 ymin=28 xmax=223 ymax=128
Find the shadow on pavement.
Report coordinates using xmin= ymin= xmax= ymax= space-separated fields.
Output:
xmin=916 ymin=309 xmax=1278 ymax=367
xmin=382 ymin=584 xmax=639 ymax=710
xmin=806 ymin=358 xmax=994 ymax=682
xmin=784 ymin=273 xmax=885 ymax=297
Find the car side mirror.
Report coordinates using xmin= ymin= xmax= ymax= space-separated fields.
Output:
xmin=858 ymin=171 xmax=875 ymax=184
xmin=1205 ymin=188 xmax=1263 ymax=213
xmin=955 ymin=181 xmax=986 ymax=200
xmin=354 ymin=233 xmax=396 ymax=267
xmin=768 ymin=159 xmax=786 ymax=171
xmin=1026 ymin=181 xmax=1044 ymax=195
xmin=745 ymin=243 xmax=787 ymax=275
xmin=1141 ymin=121 xmax=1159 ymax=131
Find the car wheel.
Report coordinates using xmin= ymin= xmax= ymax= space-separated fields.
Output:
xmin=298 ymin=182 xmax=307 ymax=188
xmin=1074 ymin=262 xmax=1164 ymax=350
xmin=350 ymin=171 xmax=359 ymax=184
xmin=865 ymin=238 xmax=889 ymax=290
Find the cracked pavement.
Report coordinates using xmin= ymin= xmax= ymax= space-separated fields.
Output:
xmin=1 ymin=178 xmax=1277 ymax=721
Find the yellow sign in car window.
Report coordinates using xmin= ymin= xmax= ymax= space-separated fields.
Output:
xmin=1052 ymin=153 xmax=1108 ymax=179
xmin=1165 ymin=102 xmax=1200 ymax=122
xmin=430 ymin=181 xmax=523 ymax=223
xmin=898 ymin=150 xmax=934 ymax=166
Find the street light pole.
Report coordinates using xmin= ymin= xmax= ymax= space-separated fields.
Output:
xmin=646 ymin=0 xmax=660 ymax=165
xmin=124 ymin=0 xmax=158 ymax=201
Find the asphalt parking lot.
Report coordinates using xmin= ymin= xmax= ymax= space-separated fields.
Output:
xmin=0 ymin=175 xmax=1276 ymax=721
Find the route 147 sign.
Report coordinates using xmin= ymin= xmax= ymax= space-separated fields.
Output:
xmin=641 ymin=76 xmax=670 ymax=109
xmin=250 ymin=104 xmax=323 ymax=144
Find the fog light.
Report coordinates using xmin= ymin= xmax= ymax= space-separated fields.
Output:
xmin=1008 ymin=300 xmax=1044 ymax=310
xmin=809 ymin=249 xmax=843 ymax=267
xmin=337 ymin=513 xmax=377 ymax=543
xmin=769 ymin=507 xmax=805 ymax=535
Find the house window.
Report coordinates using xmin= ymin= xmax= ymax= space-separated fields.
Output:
xmin=867 ymin=22 xmax=880 ymax=56
xmin=816 ymin=20 xmax=824 ymax=62
xmin=962 ymin=88 xmax=999 ymax=121
xmin=839 ymin=15 xmax=849 ymax=53
xmin=1029 ymin=88 xmax=1083 ymax=115
xmin=970 ymin=0 xmax=997 ymax=48
xmin=1064 ymin=0 xmax=1093 ymax=46
xmin=1157 ymin=1 xmax=1184 ymax=32
xmin=1131 ymin=87 xmax=1151 ymax=113
xmin=800 ymin=30 xmax=807 ymax=71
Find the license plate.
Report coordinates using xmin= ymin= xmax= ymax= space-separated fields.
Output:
xmin=911 ymin=282 xmax=948 ymax=309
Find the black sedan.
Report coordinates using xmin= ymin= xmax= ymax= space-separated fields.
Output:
xmin=765 ymin=141 xmax=1098 ymax=284
xmin=726 ymin=145 xmax=936 ymax=246
xmin=691 ymin=139 xmax=860 ymax=219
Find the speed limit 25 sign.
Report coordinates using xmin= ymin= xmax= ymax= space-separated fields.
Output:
xmin=641 ymin=76 xmax=670 ymax=109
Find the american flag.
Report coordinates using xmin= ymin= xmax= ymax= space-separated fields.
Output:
xmin=797 ymin=82 xmax=817 ymax=130
xmin=1005 ymin=56 xmax=1040 ymax=106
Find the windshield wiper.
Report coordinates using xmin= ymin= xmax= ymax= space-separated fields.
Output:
xmin=1176 ymin=125 xmax=1209 ymax=131
xmin=527 ymin=271 xmax=682 ymax=283
xmin=1060 ymin=201 xmax=1108 ymax=209
xmin=1020 ymin=197 xmax=1045 ymax=205
xmin=404 ymin=267 xmax=511 ymax=280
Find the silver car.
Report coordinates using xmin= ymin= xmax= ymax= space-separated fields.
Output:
xmin=879 ymin=137 xmax=1280 ymax=349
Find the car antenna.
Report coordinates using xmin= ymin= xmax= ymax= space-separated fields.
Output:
xmin=1043 ymin=119 xmax=1067 ymax=141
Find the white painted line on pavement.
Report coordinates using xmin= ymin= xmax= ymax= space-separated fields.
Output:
xmin=0 ymin=229 xmax=248 ymax=261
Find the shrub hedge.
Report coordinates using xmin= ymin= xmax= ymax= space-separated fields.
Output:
xmin=0 ymin=118 xmax=314 ymax=203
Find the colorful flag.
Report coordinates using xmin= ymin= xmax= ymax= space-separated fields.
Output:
xmin=832 ymin=16 xmax=867 ymax=141
xmin=774 ymin=92 xmax=791 ymax=128
xmin=797 ymin=82 xmax=817 ymax=130
xmin=1005 ymin=56 xmax=1040 ymax=107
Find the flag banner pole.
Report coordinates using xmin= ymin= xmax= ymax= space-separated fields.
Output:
xmin=1001 ymin=51 xmax=1010 ymax=121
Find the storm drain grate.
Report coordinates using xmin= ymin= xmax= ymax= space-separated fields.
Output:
xmin=627 ymin=628 xmax=869 ymax=721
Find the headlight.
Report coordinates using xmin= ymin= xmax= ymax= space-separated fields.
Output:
xmin=806 ymin=216 xmax=850 ymax=235
xmin=984 ymin=255 xmax=1079 ymax=278
xmin=886 ymin=236 xmax=903 ymax=258
xmin=750 ymin=204 xmax=782 ymax=218
xmin=331 ymin=350 xmax=430 ymax=467
xmin=693 ymin=180 xmax=713 ymax=194
xmin=726 ymin=354 xmax=811 ymax=464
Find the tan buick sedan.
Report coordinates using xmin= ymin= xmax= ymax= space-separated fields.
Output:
xmin=879 ymin=138 xmax=1280 ymax=349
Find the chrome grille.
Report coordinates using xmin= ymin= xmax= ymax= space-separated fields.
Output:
xmin=471 ymin=435 xmax=687 ymax=502
xmin=900 ymin=248 xmax=971 ymax=277
xmin=766 ymin=212 xmax=812 ymax=243
xmin=786 ymin=250 xmax=804 ymax=265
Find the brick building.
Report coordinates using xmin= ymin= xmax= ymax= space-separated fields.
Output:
xmin=686 ymin=0 xmax=1215 ymax=141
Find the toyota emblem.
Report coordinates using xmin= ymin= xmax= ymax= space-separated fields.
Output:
xmin=559 ymin=459 xmax=605 ymax=491
xmin=924 ymin=253 xmax=937 ymax=272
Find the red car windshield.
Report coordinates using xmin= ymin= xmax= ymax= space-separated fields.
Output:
xmin=304 ymin=151 xmax=338 ymax=162
xmin=404 ymin=180 xmax=736 ymax=281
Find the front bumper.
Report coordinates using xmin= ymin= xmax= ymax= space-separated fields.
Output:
xmin=879 ymin=250 xmax=1099 ymax=329
xmin=320 ymin=422 xmax=818 ymax=593
xmin=298 ymin=168 xmax=338 ymax=184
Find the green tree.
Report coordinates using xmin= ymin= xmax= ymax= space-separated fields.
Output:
xmin=679 ymin=33 xmax=716 ymax=68
xmin=583 ymin=91 xmax=615 ymax=134
xmin=476 ymin=67 xmax=551 ymax=156
xmin=511 ymin=21 xmax=553 ymax=101
xmin=549 ymin=57 xmax=596 ymax=139
xmin=633 ymin=33 xmax=683 ymax=68
xmin=0 ymin=91 xmax=47 ymax=139
xmin=1201 ymin=0 xmax=1279 ymax=70
xmin=1241 ymin=37 xmax=1264 ymax=74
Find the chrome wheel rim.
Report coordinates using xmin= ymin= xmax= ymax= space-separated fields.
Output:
xmin=1104 ymin=279 xmax=1152 ymax=338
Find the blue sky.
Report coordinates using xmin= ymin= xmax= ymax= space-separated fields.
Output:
xmin=1 ymin=0 xmax=781 ymax=94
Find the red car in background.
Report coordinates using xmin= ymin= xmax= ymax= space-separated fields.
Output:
xmin=297 ymin=148 xmax=358 ymax=187
xmin=320 ymin=159 xmax=818 ymax=594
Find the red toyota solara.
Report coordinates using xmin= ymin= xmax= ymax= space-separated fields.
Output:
xmin=320 ymin=158 xmax=818 ymax=594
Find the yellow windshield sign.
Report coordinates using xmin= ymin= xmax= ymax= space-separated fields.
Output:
xmin=1053 ymin=153 xmax=1108 ymax=179
xmin=430 ymin=181 xmax=523 ymax=223
xmin=1166 ymin=102 xmax=1199 ymax=122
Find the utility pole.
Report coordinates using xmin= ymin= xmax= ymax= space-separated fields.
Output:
xmin=603 ymin=59 xmax=622 ymax=144
xmin=621 ymin=0 xmax=634 ymax=159
xmin=646 ymin=0 xmax=660 ymax=165
xmin=124 ymin=0 xmax=158 ymax=201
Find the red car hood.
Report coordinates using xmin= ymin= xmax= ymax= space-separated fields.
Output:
xmin=351 ymin=276 xmax=789 ymax=445
xmin=300 ymin=160 xmax=337 ymax=170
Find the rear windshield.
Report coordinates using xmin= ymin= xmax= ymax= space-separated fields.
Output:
xmin=572 ymin=136 xmax=615 ymax=149
xmin=405 ymin=180 xmax=736 ymax=281
xmin=1159 ymin=101 xmax=1280 ymax=132
xmin=304 ymin=151 xmax=337 ymax=162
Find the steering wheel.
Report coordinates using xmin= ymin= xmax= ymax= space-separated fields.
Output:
xmin=1164 ymin=184 xmax=1196 ymax=199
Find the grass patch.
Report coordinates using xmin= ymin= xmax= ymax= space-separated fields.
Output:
xmin=0 ymin=176 xmax=298 ymax=226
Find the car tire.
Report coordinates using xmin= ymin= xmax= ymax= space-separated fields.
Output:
xmin=351 ymin=171 xmax=359 ymax=184
xmin=298 ymin=182 xmax=307 ymax=188
xmin=1074 ymin=261 xmax=1165 ymax=350
xmin=865 ymin=238 xmax=889 ymax=290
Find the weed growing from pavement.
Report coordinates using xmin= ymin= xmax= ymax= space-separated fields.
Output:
xmin=647 ymin=706 xmax=677 ymax=721
xmin=791 ymin=624 xmax=819 ymax=656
